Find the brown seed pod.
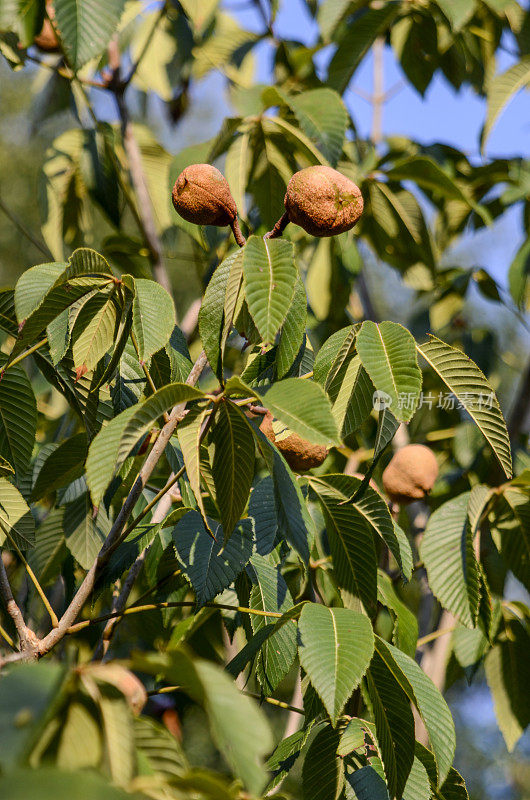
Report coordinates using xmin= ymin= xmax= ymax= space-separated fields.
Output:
xmin=34 ymin=3 xmax=60 ymax=53
xmin=284 ymin=165 xmax=363 ymax=237
xmin=260 ymin=411 xmax=328 ymax=472
xmin=382 ymin=444 xmax=439 ymax=505
xmin=172 ymin=164 xmax=237 ymax=228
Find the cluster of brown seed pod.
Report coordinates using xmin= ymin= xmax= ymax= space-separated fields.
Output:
xmin=171 ymin=163 xmax=364 ymax=244
xmin=172 ymin=163 xmax=439 ymax=494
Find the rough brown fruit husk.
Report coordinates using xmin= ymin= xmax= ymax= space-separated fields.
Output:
xmin=284 ymin=165 xmax=363 ymax=237
xmin=172 ymin=164 xmax=237 ymax=227
xmin=34 ymin=3 xmax=60 ymax=52
xmin=382 ymin=444 xmax=439 ymax=504
xmin=260 ymin=411 xmax=328 ymax=472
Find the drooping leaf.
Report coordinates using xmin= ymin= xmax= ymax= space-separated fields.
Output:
xmin=253 ymin=425 xmax=314 ymax=561
xmin=482 ymin=56 xmax=530 ymax=148
xmin=131 ymin=277 xmax=176 ymax=362
xmin=485 ymin=622 xmax=530 ymax=751
xmin=31 ymin=433 xmax=88 ymax=501
xmin=375 ymin=637 xmax=456 ymax=786
xmin=63 ymin=493 xmax=110 ymax=569
xmin=243 ymin=235 xmax=297 ymax=344
xmin=211 ymin=400 xmax=255 ymax=540
xmin=71 ymin=289 xmax=119 ymax=377
xmin=421 ymin=492 xmax=480 ymax=628
xmin=0 ymin=478 xmax=35 ymax=550
xmin=173 ymin=511 xmax=253 ymax=604
xmin=298 ymin=602 xmax=374 ymax=725
xmin=283 ymin=88 xmax=348 ymax=165
xmin=302 ymin=724 xmax=344 ymax=800
xmin=416 ymin=335 xmax=512 ymax=478
xmin=199 ymin=249 xmax=244 ymax=379
xmin=86 ymin=383 xmax=204 ymax=506
xmin=276 ymin=274 xmax=307 ymax=379
xmin=364 ymin=651 xmax=415 ymax=798
xmin=247 ymin=553 xmax=298 ymax=693
xmin=328 ymin=4 xmax=400 ymax=92
xmin=356 ymin=321 xmax=422 ymax=423
xmin=0 ymin=355 xmax=37 ymax=478
xmin=248 ymin=476 xmax=277 ymax=556
xmin=309 ymin=477 xmax=377 ymax=614
xmin=266 ymin=724 xmax=315 ymax=794
xmin=53 ymin=0 xmax=127 ymax=70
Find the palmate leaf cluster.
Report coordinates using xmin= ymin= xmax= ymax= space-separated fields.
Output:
xmin=0 ymin=1 xmax=529 ymax=799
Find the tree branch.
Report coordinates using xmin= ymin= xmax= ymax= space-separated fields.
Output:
xmin=21 ymin=351 xmax=209 ymax=663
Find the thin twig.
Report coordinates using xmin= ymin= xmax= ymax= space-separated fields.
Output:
xmin=5 ymin=537 xmax=58 ymax=627
xmin=68 ymin=600 xmax=284 ymax=635
xmin=0 ymin=197 xmax=54 ymax=260
xmin=124 ymin=1 xmax=168 ymax=87
xmin=0 ymin=339 xmax=48 ymax=378
xmin=0 ymin=554 xmax=36 ymax=655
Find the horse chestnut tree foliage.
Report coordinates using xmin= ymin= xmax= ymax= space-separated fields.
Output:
xmin=0 ymin=1 xmax=529 ymax=798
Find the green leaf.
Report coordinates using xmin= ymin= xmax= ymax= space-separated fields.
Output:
xmin=346 ymin=765 xmax=390 ymax=800
xmin=378 ymin=571 xmax=418 ymax=657
xmin=98 ymin=692 xmax=135 ymax=785
xmin=63 ymin=493 xmax=110 ymax=569
xmin=375 ymin=637 xmax=456 ymax=786
xmin=211 ymin=400 xmax=255 ymax=540
xmin=86 ymin=383 xmax=204 ymax=506
xmin=485 ymin=622 xmax=530 ymax=751
xmin=483 ymin=57 xmax=530 ymax=148
xmin=421 ymin=492 xmax=479 ymax=628
xmin=318 ymin=0 xmax=354 ymax=40
xmin=416 ymin=335 xmax=512 ymax=478
xmin=56 ymin=702 xmax=102 ymax=771
xmin=276 ymin=274 xmax=307 ymax=378
xmin=364 ymin=651 xmax=415 ymax=798
xmin=14 ymin=262 xmax=65 ymax=323
xmin=266 ymin=724 xmax=315 ymax=794
xmin=248 ymin=476 xmax=277 ymax=556
xmin=29 ymin=509 xmax=67 ymax=587
xmin=298 ymin=603 xmax=374 ymax=725
xmin=259 ymin=377 xmax=340 ymax=445
xmin=508 ymin=237 xmax=530 ymax=310
xmin=385 ymin=156 xmax=479 ymax=207
xmin=435 ymin=0 xmax=476 ymax=31
xmin=356 ymin=321 xmax=422 ymax=423
xmin=31 ymin=433 xmax=87 ymax=501
xmin=177 ymin=405 xmax=211 ymax=529
xmin=173 ymin=511 xmax=254 ymax=604
xmin=402 ymin=756 xmax=432 ymax=800
xmin=0 ymin=456 xmax=14 ymax=478
xmin=309 ymin=476 xmax=378 ymax=614
xmin=248 ymin=554 xmax=298 ymax=693
xmin=53 ymin=0 xmax=127 ymax=70
xmin=328 ymin=4 xmax=400 ymax=92
xmin=134 ymin=650 xmax=273 ymax=794
xmin=302 ymin=724 xmax=344 ymax=800
xmin=0 ymin=478 xmax=35 ymax=550
xmin=493 ymin=488 xmax=530 ymax=591
xmin=0 ymin=355 xmax=37 ymax=479
xmin=71 ymin=289 xmax=118 ymax=376
xmin=199 ymin=250 xmax=244 ymax=379
xmin=254 ymin=427 xmax=313 ymax=561
xmin=313 ymin=326 xmax=354 ymax=386
xmin=284 ymin=88 xmax=348 ymax=166
xmin=0 ymin=769 xmax=135 ymax=799
xmin=131 ymin=278 xmax=176 ymax=362
xmin=243 ymin=235 xmax=297 ymax=344
xmin=66 ymin=248 xmax=113 ymax=278
xmin=134 ymin=715 xmax=188 ymax=779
